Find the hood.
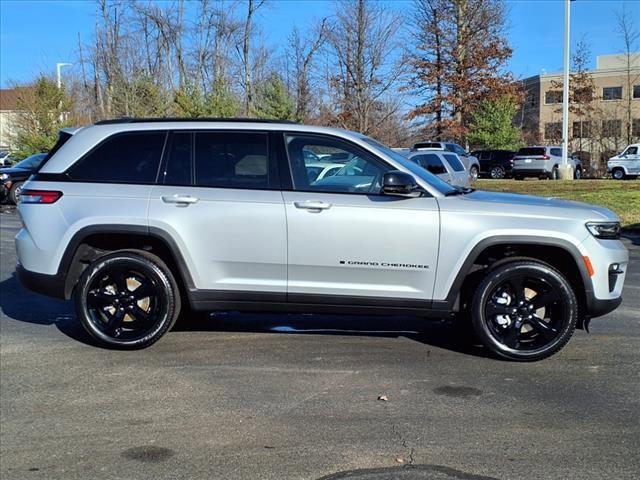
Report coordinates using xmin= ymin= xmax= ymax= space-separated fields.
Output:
xmin=452 ymin=190 xmax=618 ymax=221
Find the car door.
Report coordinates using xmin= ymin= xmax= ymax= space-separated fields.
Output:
xmin=413 ymin=153 xmax=452 ymax=184
xmin=148 ymin=130 xmax=287 ymax=297
xmin=442 ymin=153 xmax=470 ymax=187
xmin=281 ymin=133 xmax=440 ymax=302
xmin=622 ymin=146 xmax=640 ymax=174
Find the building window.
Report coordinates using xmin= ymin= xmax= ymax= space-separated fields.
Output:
xmin=573 ymin=121 xmax=591 ymax=138
xmin=545 ymin=90 xmax=563 ymax=104
xmin=602 ymin=119 xmax=622 ymax=137
xmin=633 ymin=85 xmax=640 ymax=99
xmin=603 ymin=86 xmax=623 ymax=100
xmin=632 ymin=119 xmax=640 ymax=137
xmin=545 ymin=122 xmax=562 ymax=140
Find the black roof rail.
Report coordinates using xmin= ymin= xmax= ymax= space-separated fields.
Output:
xmin=94 ymin=117 xmax=299 ymax=125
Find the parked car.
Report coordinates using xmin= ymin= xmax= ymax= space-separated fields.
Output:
xmin=413 ymin=141 xmax=480 ymax=181
xmin=305 ymin=162 xmax=343 ymax=183
xmin=0 ymin=152 xmax=47 ymax=204
xmin=15 ymin=118 xmax=627 ymax=361
xmin=0 ymin=150 xmax=13 ymax=167
xmin=512 ymin=146 xmax=583 ymax=180
xmin=607 ymin=144 xmax=640 ymax=180
xmin=406 ymin=150 xmax=470 ymax=187
xmin=471 ymin=150 xmax=517 ymax=179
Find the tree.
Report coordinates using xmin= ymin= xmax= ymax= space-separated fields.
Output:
xmin=254 ymin=73 xmax=295 ymax=120
xmin=326 ymin=0 xmax=404 ymax=135
xmin=466 ymin=96 xmax=523 ymax=150
xmin=615 ymin=3 xmax=640 ymax=144
xmin=11 ymin=76 xmax=75 ymax=160
xmin=407 ymin=0 xmax=518 ymax=143
xmin=240 ymin=0 xmax=266 ymax=116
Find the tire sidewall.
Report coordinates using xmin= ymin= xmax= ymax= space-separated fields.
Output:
xmin=490 ymin=166 xmax=505 ymax=179
xmin=612 ymin=169 xmax=624 ymax=180
xmin=471 ymin=262 xmax=577 ymax=361
xmin=9 ymin=181 xmax=23 ymax=204
xmin=75 ymin=252 xmax=179 ymax=349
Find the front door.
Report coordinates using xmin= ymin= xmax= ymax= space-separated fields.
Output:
xmin=281 ymin=133 xmax=440 ymax=303
xmin=148 ymin=130 xmax=287 ymax=296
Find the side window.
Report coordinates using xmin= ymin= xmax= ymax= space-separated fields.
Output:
xmin=415 ymin=154 xmax=447 ymax=175
xmin=69 ymin=132 xmax=166 ymax=183
xmin=194 ymin=132 xmax=269 ymax=189
xmin=444 ymin=144 xmax=456 ymax=153
xmin=550 ymin=148 xmax=562 ymax=157
xmin=453 ymin=144 xmax=467 ymax=156
xmin=625 ymin=146 xmax=638 ymax=155
xmin=285 ymin=134 xmax=390 ymax=194
xmin=163 ymin=132 xmax=192 ymax=185
xmin=443 ymin=154 xmax=465 ymax=172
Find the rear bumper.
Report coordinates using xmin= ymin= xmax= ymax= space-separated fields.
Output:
xmin=16 ymin=263 xmax=66 ymax=299
xmin=512 ymin=168 xmax=551 ymax=176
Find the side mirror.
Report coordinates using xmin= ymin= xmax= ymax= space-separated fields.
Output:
xmin=381 ymin=171 xmax=421 ymax=197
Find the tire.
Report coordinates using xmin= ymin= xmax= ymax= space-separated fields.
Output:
xmin=9 ymin=181 xmax=24 ymax=204
xmin=489 ymin=166 xmax=505 ymax=179
xmin=470 ymin=259 xmax=577 ymax=361
xmin=469 ymin=165 xmax=479 ymax=182
xmin=549 ymin=167 xmax=559 ymax=180
xmin=612 ymin=168 xmax=625 ymax=180
xmin=574 ymin=167 xmax=582 ymax=180
xmin=75 ymin=250 xmax=181 ymax=349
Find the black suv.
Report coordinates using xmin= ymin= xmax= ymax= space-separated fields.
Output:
xmin=471 ymin=150 xmax=516 ymax=179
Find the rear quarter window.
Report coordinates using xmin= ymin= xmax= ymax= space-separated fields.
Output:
xmin=69 ymin=131 xmax=167 ymax=183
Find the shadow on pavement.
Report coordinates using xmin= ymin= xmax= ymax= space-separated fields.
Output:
xmin=0 ymin=272 xmax=488 ymax=358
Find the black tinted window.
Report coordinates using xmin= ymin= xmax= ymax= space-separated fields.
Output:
xmin=550 ymin=148 xmax=562 ymax=157
xmin=415 ymin=154 xmax=447 ymax=175
xmin=70 ymin=132 xmax=166 ymax=183
xmin=163 ymin=132 xmax=192 ymax=185
xmin=194 ymin=132 xmax=269 ymax=189
xmin=443 ymin=154 xmax=465 ymax=172
xmin=603 ymin=86 xmax=622 ymax=100
xmin=517 ymin=147 xmax=546 ymax=156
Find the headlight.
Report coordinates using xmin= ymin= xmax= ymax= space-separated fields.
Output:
xmin=586 ymin=222 xmax=621 ymax=239
xmin=0 ymin=174 xmax=8 ymax=181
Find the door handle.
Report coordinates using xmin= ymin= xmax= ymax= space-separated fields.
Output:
xmin=161 ymin=194 xmax=199 ymax=206
xmin=294 ymin=200 xmax=332 ymax=211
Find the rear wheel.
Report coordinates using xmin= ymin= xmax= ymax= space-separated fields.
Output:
xmin=574 ymin=167 xmax=582 ymax=180
xmin=469 ymin=165 xmax=479 ymax=182
xmin=549 ymin=167 xmax=559 ymax=180
xmin=612 ymin=168 xmax=625 ymax=180
xmin=470 ymin=259 xmax=577 ymax=361
xmin=75 ymin=251 xmax=180 ymax=349
xmin=9 ymin=181 xmax=24 ymax=204
xmin=489 ymin=166 xmax=505 ymax=179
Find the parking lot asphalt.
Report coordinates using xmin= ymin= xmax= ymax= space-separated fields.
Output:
xmin=1 ymin=205 xmax=639 ymax=480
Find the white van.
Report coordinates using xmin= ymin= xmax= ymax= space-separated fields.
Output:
xmin=608 ymin=144 xmax=640 ymax=180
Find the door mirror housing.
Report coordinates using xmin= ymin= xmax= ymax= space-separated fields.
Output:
xmin=382 ymin=171 xmax=421 ymax=197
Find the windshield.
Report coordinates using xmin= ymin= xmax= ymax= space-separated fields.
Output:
xmin=14 ymin=153 xmax=47 ymax=170
xmin=360 ymin=137 xmax=457 ymax=195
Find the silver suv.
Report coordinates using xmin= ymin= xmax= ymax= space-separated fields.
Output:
xmin=16 ymin=119 xmax=628 ymax=361
xmin=513 ymin=146 xmax=582 ymax=180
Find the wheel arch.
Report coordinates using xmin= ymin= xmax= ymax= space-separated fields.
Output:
xmin=58 ymin=225 xmax=195 ymax=303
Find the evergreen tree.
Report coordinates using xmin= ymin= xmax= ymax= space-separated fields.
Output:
xmin=467 ymin=96 xmax=523 ymax=150
xmin=254 ymin=74 xmax=295 ymax=120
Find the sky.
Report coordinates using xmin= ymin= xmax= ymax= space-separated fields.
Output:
xmin=0 ymin=0 xmax=636 ymax=88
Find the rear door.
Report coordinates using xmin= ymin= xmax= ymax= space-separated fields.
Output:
xmin=442 ymin=153 xmax=470 ymax=187
xmin=148 ymin=130 xmax=287 ymax=297
xmin=281 ymin=133 xmax=440 ymax=302
xmin=412 ymin=153 xmax=452 ymax=184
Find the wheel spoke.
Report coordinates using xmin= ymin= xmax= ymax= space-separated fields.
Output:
xmin=104 ymin=309 xmax=125 ymax=335
xmin=129 ymin=305 xmax=152 ymax=325
xmin=503 ymin=325 xmax=520 ymax=348
xmin=486 ymin=301 xmax=510 ymax=317
xmin=508 ymin=275 xmax=526 ymax=303
xmin=527 ymin=315 xmax=558 ymax=339
xmin=132 ymin=281 xmax=155 ymax=300
xmin=530 ymin=290 xmax=560 ymax=310
xmin=113 ymin=271 xmax=130 ymax=293
xmin=87 ymin=289 xmax=116 ymax=307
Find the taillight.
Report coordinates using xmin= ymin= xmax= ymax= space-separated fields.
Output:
xmin=19 ymin=190 xmax=63 ymax=204
xmin=542 ymin=154 xmax=550 ymax=160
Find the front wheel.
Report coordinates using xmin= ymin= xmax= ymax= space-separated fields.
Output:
xmin=75 ymin=251 xmax=181 ymax=349
xmin=549 ymin=167 xmax=559 ymax=180
xmin=612 ymin=168 xmax=625 ymax=180
xmin=470 ymin=259 xmax=577 ymax=361
xmin=574 ymin=167 xmax=582 ymax=180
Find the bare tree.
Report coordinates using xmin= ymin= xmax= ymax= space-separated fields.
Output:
xmin=615 ymin=3 xmax=640 ymax=144
xmin=239 ymin=0 xmax=266 ymax=116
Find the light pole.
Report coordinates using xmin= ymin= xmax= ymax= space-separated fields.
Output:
xmin=559 ymin=0 xmax=574 ymax=180
xmin=56 ymin=63 xmax=72 ymax=90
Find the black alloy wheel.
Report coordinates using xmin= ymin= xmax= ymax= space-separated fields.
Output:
xmin=75 ymin=251 xmax=180 ymax=348
xmin=471 ymin=259 xmax=577 ymax=361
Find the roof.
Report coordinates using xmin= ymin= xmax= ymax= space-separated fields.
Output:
xmin=95 ymin=117 xmax=298 ymax=125
xmin=0 ymin=88 xmax=23 ymax=111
